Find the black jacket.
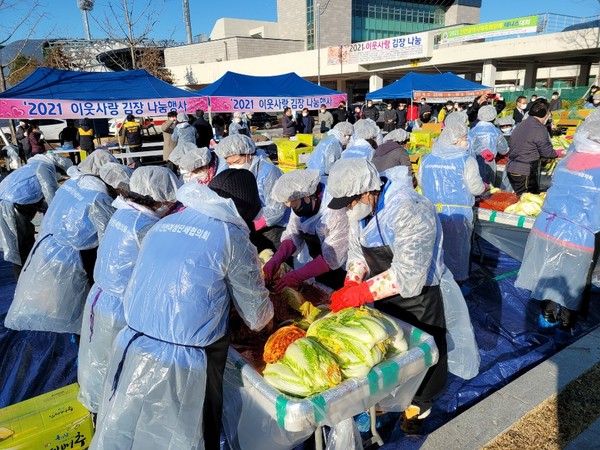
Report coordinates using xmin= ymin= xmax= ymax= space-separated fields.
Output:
xmin=60 ymin=126 xmax=79 ymax=147
xmin=332 ymin=107 xmax=348 ymax=124
xmin=506 ymin=116 xmax=557 ymax=176
xmin=467 ymin=98 xmax=506 ymax=129
xmin=192 ymin=117 xmax=214 ymax=148
xmin=372 ymin=141 xmax=413 ymax=175
xmin=282 ymin=115 xmax=296 ymax=137
xmin=513 ymin=107 xmax=527 ymax=124
xmin=297 ymin=115 xmax=313 ymax=134
xmin=362 ymin=105 xmax=379 ymax=122
xmin=395 ymin=109 xmax=407 ymax=129
xmin=77 ymin=125 xmax=95 ymax=152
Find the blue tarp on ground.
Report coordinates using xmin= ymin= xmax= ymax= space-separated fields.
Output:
xmin=196 ymin=71 xmax=343 ymax=98
xmin=0 ymin=67 xmax=203 ymax=101
xmin=2 ymin=238 xmax=600 ymax=448
xmin=366 ymin=72 xmax=490 ymax=100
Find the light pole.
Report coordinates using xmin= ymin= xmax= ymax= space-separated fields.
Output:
xmin=316 ymin=2 xmax=321 ymax=86
xmin=77 ymin=0 xmax=95 ymax=40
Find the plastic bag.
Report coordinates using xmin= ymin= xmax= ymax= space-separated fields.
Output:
xmin=439 ymin=268 xmax=480 ymax=380
xmin=325 ymin=418 xmax=363 ymax=450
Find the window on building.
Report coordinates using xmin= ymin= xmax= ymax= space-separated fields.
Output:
xmin=307 ymin=0 xmax=315 ymax=50
xmin=351 ymin=0 xmax=447 ymax=43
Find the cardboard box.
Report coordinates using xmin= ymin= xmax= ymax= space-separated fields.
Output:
xmin=274 ymin=138 xmax=313 ymax=168
xmin=0 ymin=384 xmax=94 ymax=450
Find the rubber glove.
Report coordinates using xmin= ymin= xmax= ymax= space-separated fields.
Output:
xmin=329 ymin=282 xmax=374 ymax=312
xmin=555 ymin=149 xmax=565 ymax=158
xmin=481 ymin=149 xmax=495 ymax=162
xmin=274 ymin=255 xmax=330 ymax=293
xmin=253 ymin=215 xmax=268 ymax=231
xmin=263 ymin=239 xmax=296 ymax=284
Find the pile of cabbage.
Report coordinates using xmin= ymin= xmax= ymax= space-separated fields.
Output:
xmin=504 ymin=192 xmax=545 ymax=217
xmin=262 ymin=306 xmax=408 ymax=397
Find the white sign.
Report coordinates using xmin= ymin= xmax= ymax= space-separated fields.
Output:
xmin=327 ymin=32 xmax=431 ymax=66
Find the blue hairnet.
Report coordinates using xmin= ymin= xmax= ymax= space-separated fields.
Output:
xmin=130 ymin=166 xmax=181 ymax=202
xmin=214 ymin=134 xmax=256 ymax=158
xmin=271 ymin=169 xmax=321 ymax=203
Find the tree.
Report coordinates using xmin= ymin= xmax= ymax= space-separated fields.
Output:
xmin=43 ymin=44 xmax=78 ymax=70
xmin=0 ymin=0 xmax=46 ymax=140
xmin=93 ymin=0 xmax=175 ymax=83
xmin=7 ymin=53 xmax=40 ymax=85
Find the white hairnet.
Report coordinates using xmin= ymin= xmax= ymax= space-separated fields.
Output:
xmin=477 ymin=105 xmax=497 ymax=122
xmin=178 ymin=147 xmax=212 ymax=171
xmin=439 ymin=121 xmax=468 ymax=145
xmin=77 ymin=150 xmax=118 ymax=176
xmin=497 ymin=116 xmax=515 ymax=126
xmin=333 ymin=121 xmax=354 ymax=136
xmin=169 ymin=141 xmax=198 ymax=166
xmin=327 ymin=158 xmax=381 ymax=199
xmin=130 ymin=166 xmax=181 ymax=202
xmin=99 ymin=162 xmax=133 ymax=190
xmin=353 ymin=119 xmax=379 ymax=140
xmin=383 ymin=128 xmax=410 ymax=143
xmin=177 ymin=113 xmax=188 ymax=122
xmin=214 ymin=134 xmax=256 ymax=158
xmin=271 ymin=169 xmax=320 ymax=203
xmin=444 ymin=111 xmax=468 ymax=127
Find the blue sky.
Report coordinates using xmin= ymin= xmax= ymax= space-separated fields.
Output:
xmin=7 ymin=0 xmax=600 ymax=43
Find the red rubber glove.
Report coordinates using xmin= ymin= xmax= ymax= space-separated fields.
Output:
xmin=481 ymin=149 xmax=495 ymax=162
xmin=483 ymin=182 xmax=490 ymax=191
xmin=274 ymin=255 xmax=330 ymax=293
xmin=555 ymin=149 xmax=565 ymax=158
xmin=263 ymin=239 xmax=296 ymax=284
xmin=344 ymin=279 xmax=360 ymax=288
xmin=329 ymin=282 xmax=374 ymax=312
xmin=253 ymin=215 xmax=268 ymax=231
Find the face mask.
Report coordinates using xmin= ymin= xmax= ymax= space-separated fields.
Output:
xmin=399 ymin=105 xmax=405 ymax=109
xmin=184 ymin=171 xmax=209 ymax=183
xmin=446 ymin=106 xmax=453 ymax=111
xmin=293 ymin=197 xmax=318 ymax=218
xmin=500 ymin=127 xmax=512 ymax=135
xmin=302 ymin=112 xmax=308 ymax=117
xmin=347 ymin=200 xmax=372 ymax=222
xmin=387 ymin=106 xmax=392 ymax=110
xmin=518 ymin=104 xmax=527 ymax=110
xmin=234 ymin=118 xmax=242 ymax=123
xmin=320 ymin=109 xmax=326 ymax=113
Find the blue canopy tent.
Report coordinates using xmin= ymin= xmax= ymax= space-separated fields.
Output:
xmin=366 ymin=72 xmax=492 ymax=103
xmin=0 ymin=67 xmax=208 ymax=119
xmin=196 ymin=71 xmax=347 ymax=113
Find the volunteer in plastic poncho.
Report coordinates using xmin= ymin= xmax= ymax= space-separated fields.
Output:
xmin=0 ymin=153 xmax=72 ymax=280
xmin=168 ymin=141 xmax=225 ymax=184
xmin=418 ymin=122 xmax=487 ymax=283
xmin=340 ymin=118 xmax=380 ymax=161
xmin=5 ymin=151 xmax=132 ymax=334
xmin=515 ymin=109 xmax=600 ymax=342
xmin=78 ymin=166 xmax=181 ymax=414
xmin=468 ymin=105 xmax=509 ymax=184
xmin=214 ymin=134 xmax=289 ymax=251
xmin=263 ymin=169 xmax=349 ymax=291
xmin=306 ymin=121 xmax=354 ymax=178
xmin=90 ymin=169 xmax=273 ymax=450
xmin=326 ymin=159 xmax=479 ymax=431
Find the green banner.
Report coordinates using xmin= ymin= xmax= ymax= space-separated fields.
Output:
xmin=439 ymin=15 xmax=539 ymax=44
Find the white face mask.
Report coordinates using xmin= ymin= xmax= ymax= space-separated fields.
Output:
xmin=302 ymin=112 xmax=308 ymax=117
xmin=320 ymin=109 xmax=326 ymax=113
xmin=347 ymin=200 xmax=372 ymax=222
xmin=500 ymin=127 xmax=512 ymax=136
xmin=518 ymin=104 xmax=527 ymax=110
xmin=184 ymin=171 xmax=209 ymax=183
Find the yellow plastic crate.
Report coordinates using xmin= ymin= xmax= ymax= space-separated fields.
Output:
xmin=278 ymin=164 xmax=305 ymax=173
xmin=274 ymin=138 xmax=314 ymax=167
xmin=409 ymin=130 xmax=439 ymax=149
xmin=0 ymin=384 xmax=94 ymax=450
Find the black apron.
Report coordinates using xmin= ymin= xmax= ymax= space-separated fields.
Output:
xmin=361 ymin=243 xmax=448 ymax=405
xmin=298 ymin=231 xmax=346 ymax=290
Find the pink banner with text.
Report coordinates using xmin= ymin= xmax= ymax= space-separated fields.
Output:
xmin=208 ymin=94 xmax=348 ymax=113
xmin=0 ymin=97 xmax=209 ymax=119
